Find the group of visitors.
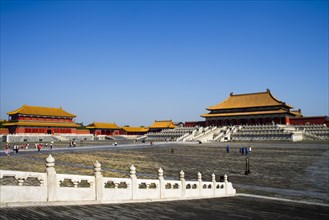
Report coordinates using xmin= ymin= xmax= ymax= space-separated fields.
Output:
xmin=240 ymin=146 xmax=252 ymax=155
xmin=3 ymin=142 xmax=54 ymax=156
xmin=4 ymin=143 xmax=30 ymax=156
xmin=69 ymin=141 xmax=76 ymax=147
xmin=225 ymin=145 xmax=252 ymax=155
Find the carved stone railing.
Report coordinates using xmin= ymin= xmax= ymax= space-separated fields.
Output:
xmin=0 ymin=155 xmax=236 ymax=206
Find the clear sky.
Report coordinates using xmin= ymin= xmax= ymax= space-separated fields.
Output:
xmin=1 ymin=0 xmax=328 ymax=126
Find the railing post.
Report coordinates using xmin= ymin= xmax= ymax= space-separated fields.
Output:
xmin=46 ymin=154 xmax=56 ymax=202
xmin=130 ymin=165 xmax=137 ymax=200
xmin=180 ymin=170 xmax=186 ymax=198
xmin=212 ymin=173 xmax=216 ymax=196
xmin=158 ymin=167 xmax=164 ymax=199
xmin=93 ymin=160 xmax=103 ymax=202
xmin=197 ymin=172 xmax=202 ymax=196
xmin=224 ymin=174 xmax=228 ymax=195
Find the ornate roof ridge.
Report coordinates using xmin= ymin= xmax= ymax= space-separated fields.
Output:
xmin=230 ymin=89 xmax=271 ymax=97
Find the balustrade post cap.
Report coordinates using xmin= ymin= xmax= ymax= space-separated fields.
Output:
xmin=224 ymin=174 xmax=228 ymax=182
xmin=130 ymin=164 xmax=136 ymax=175
xmin=94 ymin=160 xmax=101 ymax=168
xmin=130 ymin=164 xmax=136 ymax=171
xmin=198 ymin=172 xmax=202 ymax=180
xmin=158 ymin=167 xmax=163 ymax=174
xmin=46 ymin=154 xmax=55 ymax=163
xmin=180 ymin=170 xmax=185 ymax=179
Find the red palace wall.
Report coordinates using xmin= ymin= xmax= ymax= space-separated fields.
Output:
xmin=13 ymin=127 xmax=76 ymax=134
xmin=91 ymin=129 xmax=121 ymax=136
xmin=0 ymin=128 xmax=9 ymax=135
xmin=76 ymin=129 xmax=90 ymax=134
xmin=288 ymin=117 xmax=329 ymax=127
xmin=184 ymin=121 xmax=206 ymax=127
xmin=17 ymin=116 xmax=73 ymax=123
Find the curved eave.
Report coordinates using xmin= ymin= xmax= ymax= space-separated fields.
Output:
xmin=122 ymin=127 xmax=149 ymax=132
xmin=7 ymin=110 xmax=77 ymax=118
xmin=206 ymin=104 xmax=287 ymax=111
xmin=2 ymin=122 xmax=81 ymax=128
xmin=201 ymin=110 xmax=293 ymax=118
xmin=149 ymin=126 xmax=175 ymax=129
xmin=267 ymin=92 xmax=293 ymax=109
xmin=9 ymin=113 xmax=77 ymax=118
xmin=7 ymin=106 xmax=25 ymax=115
xmin=87 ymin=127 xmax=121 ymax=130
xmin=87 ymin=122 xmax=121 ymax=130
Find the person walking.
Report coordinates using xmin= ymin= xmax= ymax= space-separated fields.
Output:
xmin=13 ymin=144 xmax=19 ymax=155
xmin=37 ymin=143 xmax=42 ymax=152
xmin=226 ymin=145 xmax=230 ymax=153
xmin=5 ymin=145 xmax=10 ymax=156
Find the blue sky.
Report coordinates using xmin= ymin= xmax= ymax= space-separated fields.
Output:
xmin=1 ymin=0 xmax=328 ymax=126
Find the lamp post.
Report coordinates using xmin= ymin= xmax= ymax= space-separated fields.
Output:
xmin=245 ymin=157 xmax=250 ymax=175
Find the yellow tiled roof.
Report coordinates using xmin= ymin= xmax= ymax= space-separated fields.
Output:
xmin=7 ymin=105 xmax=76 ymax=117
xmin=291 ymin=109 xmax=303 ymax=117
xmin=149 ymin=120 xmax=175 ymax=129
xmin=2 ymin=121 xmax=81 ymax=127
xmin=86 ymin=122 xmax=120 ymax=129
xmin=201 ymin=109 xmax=291 ymax=118
xmin=207 ymin=90 xmax=293 ymax=110
xmin=122 ymin=127 xmax=149 ymax=133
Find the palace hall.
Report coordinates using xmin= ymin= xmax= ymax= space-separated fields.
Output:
xmin=148 ymin=120 xmax=176 ymax=132
xmin=3 ymin=105 xmax=80 ymax=134
xmin=201 ymin=89 xmax=298 ymax=126
xmin=86 ymin=122 xmax=121 ymax=136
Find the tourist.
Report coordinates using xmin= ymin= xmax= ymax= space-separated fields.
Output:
xmin=50 ymin=142 xmax=53 ymax=149
xmin=5 ymin=145 xmax=10 ymax=156
xmin=25 ymin=143 xmax=29 ymax=150
xmin=37 ymin=143 xmax=42 ymax=152
xmin=13 ymin=144 xmax=19 ymax=155
xmin=241 ymin=147 xmax=244 ymax=155
xmin=245 ymin=147 xmax=248 ymax=155
xmin=226 ymin=145 xmax=230 ymax=153
xmin=248 ymin=146 xmax=252 ymax=154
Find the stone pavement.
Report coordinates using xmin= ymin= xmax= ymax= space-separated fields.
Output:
xmin=0 ymin=195 xmax=328 ymax=220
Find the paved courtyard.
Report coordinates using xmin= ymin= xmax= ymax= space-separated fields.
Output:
xmin=1 ymin=141 xmax=328 ymax=219
xmin=0 ymin=195 xmax=328 ymax=220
